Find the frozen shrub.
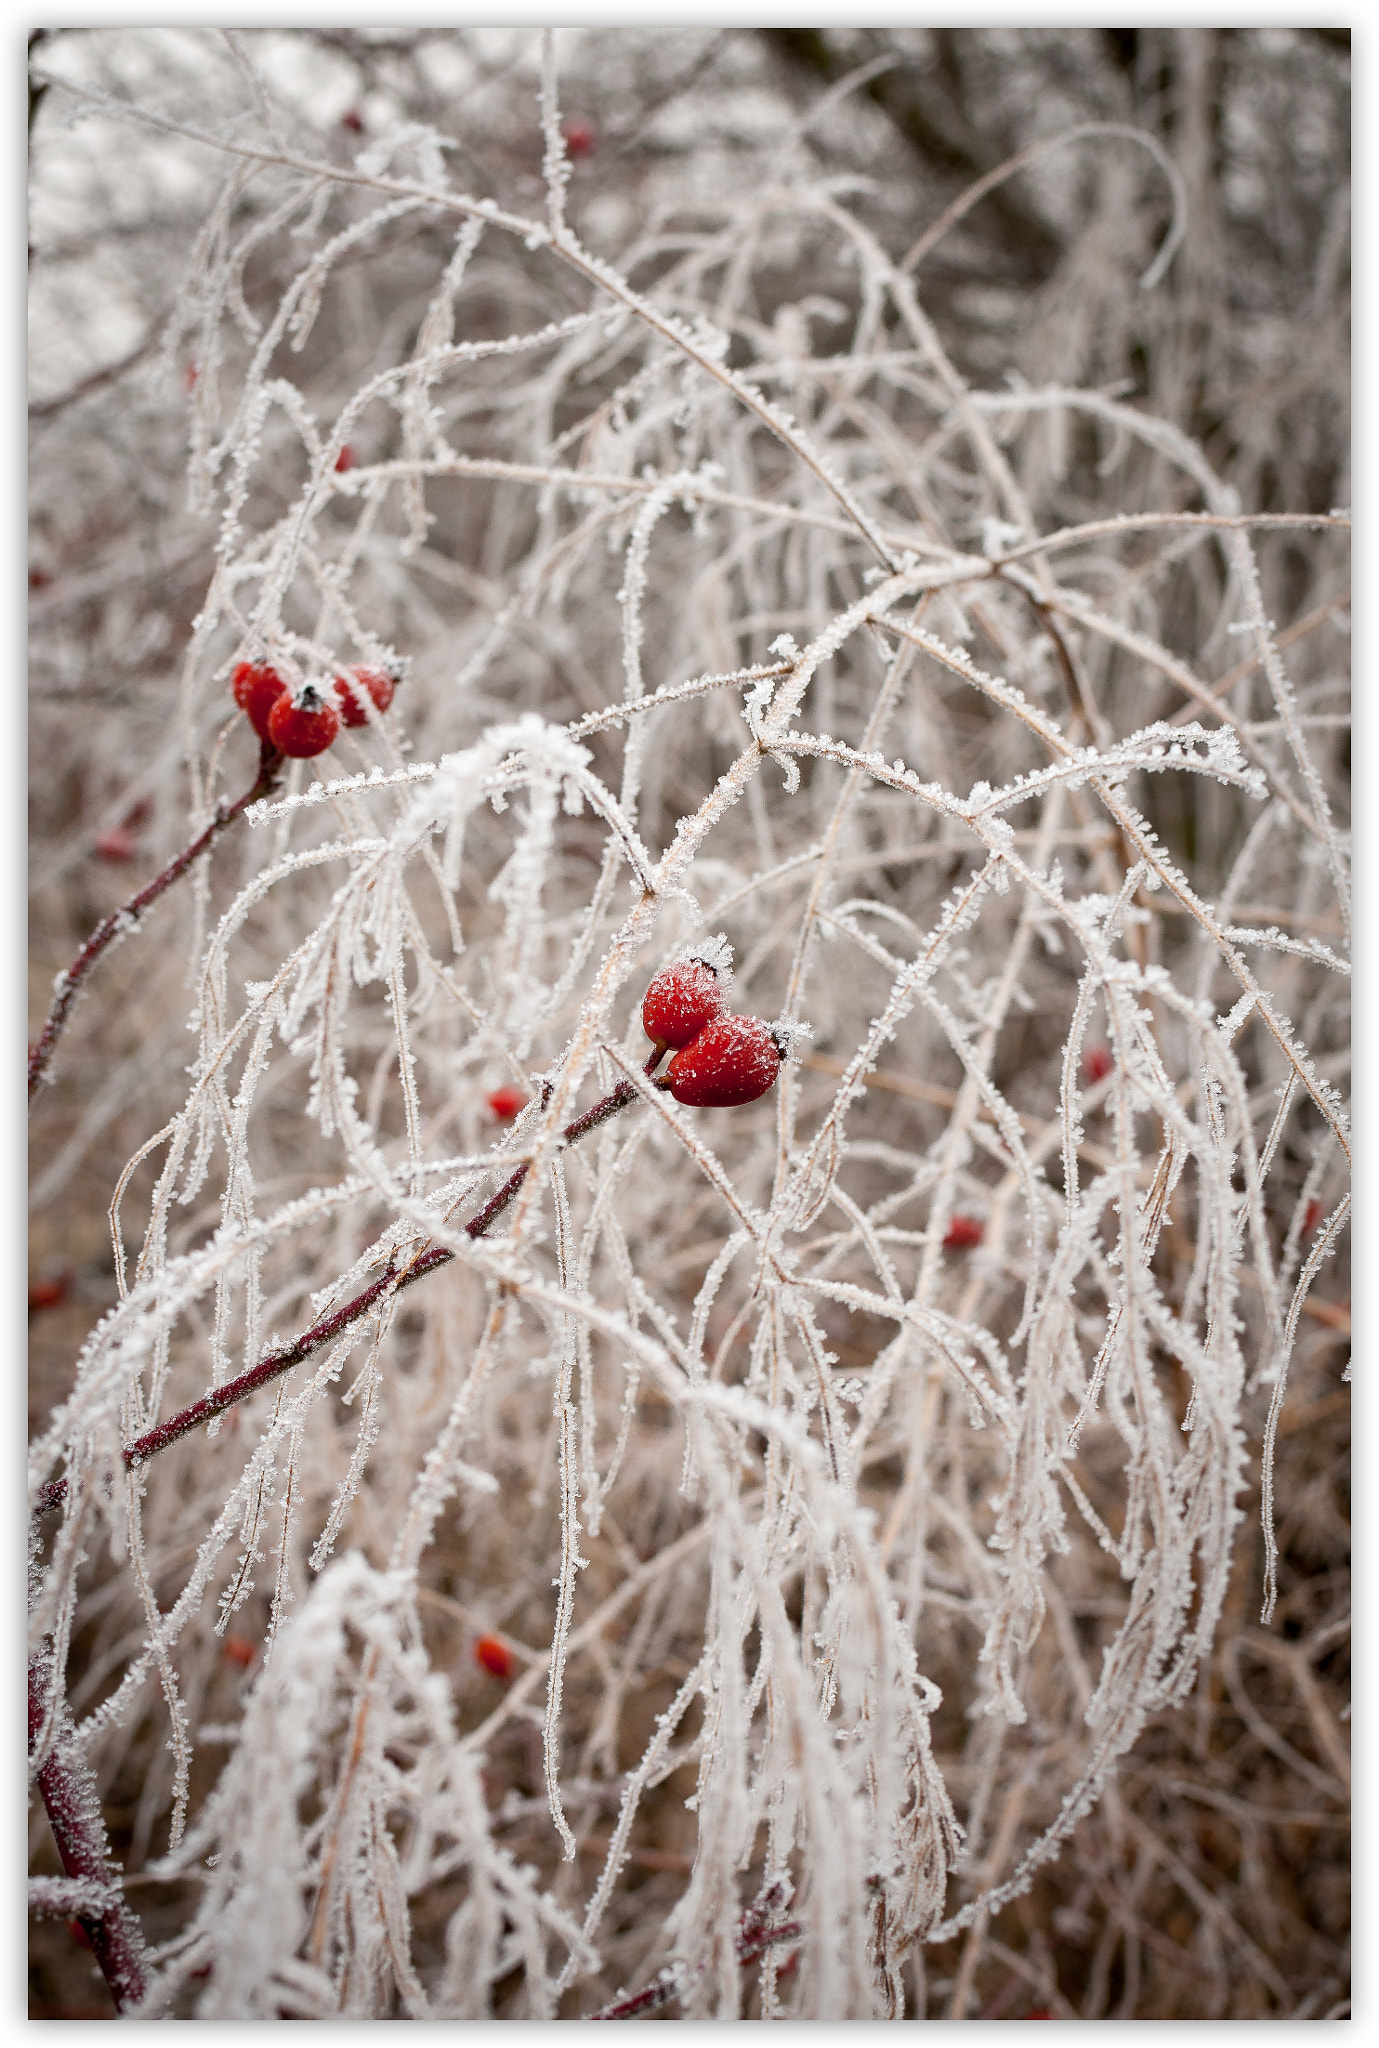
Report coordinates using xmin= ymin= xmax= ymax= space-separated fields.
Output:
xmin=29 ymin=27 xmax=1348 ymax=2020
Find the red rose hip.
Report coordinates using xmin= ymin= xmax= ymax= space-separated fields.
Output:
xmin=474 ymin=1633 xmax=514 ymax=1679
xmin=268 ymin=683 xmax=340 ymax=758
xmin=334 ymin=663 xmax=397 ymax=728
xmin=232 ymin=660 xmax=288 ymax=742
xmin=664 ymin=1014 xmax=781 ymax=1108
xmin=94 ymin=826 xmax=138 ymax=863
xmin=487 ymin=1086 xmax=528 ymax=1120
xmin=642 ymin=950 xmax=728 ymax=1051
xmin=1081 ymin=1042 xmax=1113 ymax=1085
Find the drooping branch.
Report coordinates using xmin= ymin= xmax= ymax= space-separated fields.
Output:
xmin=35 ymin=1056 xmax=664 ymax=1517
xmin=27 ymin=1055 xmax=667 ymax=2011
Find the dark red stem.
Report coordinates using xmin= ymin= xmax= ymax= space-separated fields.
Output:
xmin=28 ymin=740 xmax=284 ymax=1101
xmin=36 ymin=1050 xmax=666 ymax=1515
xmin=588 ymin=1909 xmax=802 ymax=2019
xmin=29 ymin=1650 xmax=147 ymax=2012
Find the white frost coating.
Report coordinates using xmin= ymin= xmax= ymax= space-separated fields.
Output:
xmin=29 ymin=37 xmax=1347 ymax=2023
xmin=141 ymin=1554 xmax=590 ymax=2017
xmin=29 ymin=1873 xmax=116 ymax=1919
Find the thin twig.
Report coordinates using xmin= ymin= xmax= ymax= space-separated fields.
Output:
xmin=28 ymin=739 xmax=284 ymax=1101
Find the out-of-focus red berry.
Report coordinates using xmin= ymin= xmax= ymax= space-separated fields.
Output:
xmin=334 ymin=444 xmax=355 ymax=473
xmin=29 ymin=1276 xmax=67 ymax=1312
xmin=341 ymin=107 xmax=365 ymax=134
xmin=1082 ymin=1042 xmax=1113 ymax=1085
xmin=562 ymin=117 xmax=596 ymax=158
xmin=474 ymin=1633 xmax=514 ymax=1679
xmin=222 ymin=1635 xmax=256 ymax=1669
xmin=183 ymin=362 xmax=198 ymax=393
xmin=1304 ymin=1197 xmax=1324 ymax=1235
xmin=334 ymin=663 xmax=396 ymax=727
xmin=943 ymin=1215 xmax=984 ymax=1251
xmin=1025 ymin=2009 xmax=1054 ymax=2020
xmin=94 ymin=827 xmax=137 ymax=863
xmin=487 ymin=1086 xmax=528 ymax=1120
xmin=29 ymin=566 xmax=52 ymax=592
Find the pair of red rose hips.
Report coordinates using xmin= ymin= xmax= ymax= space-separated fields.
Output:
xmin=231 ymin=659 xmax=398 ymax=757
xmin=642 ymin=948 xmax=786 ymax=1108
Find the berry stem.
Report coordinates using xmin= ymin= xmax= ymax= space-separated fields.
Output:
xmin=35 ymin=1050 xmax=667 ymax=1513
xmin=28 ymin=740 xmax=284 ymax=1101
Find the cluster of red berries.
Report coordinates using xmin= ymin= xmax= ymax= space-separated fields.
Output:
xmin=231 ymin=658 xmax=399 ymax=757
xmin=641 ymin=944 xmax=789 ymax=1109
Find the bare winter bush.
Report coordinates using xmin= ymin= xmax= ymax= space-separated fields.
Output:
xmin=29 ymin=28 xmax=1349 ymax=2020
